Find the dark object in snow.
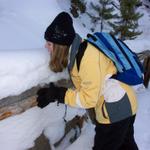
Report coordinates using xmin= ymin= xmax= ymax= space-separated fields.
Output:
xmin=143 ymin=56 xmax=150 ymax=88
xmin=143 ymin=0 xmax=150 ymax=8
xmin=54 ymin=115 xmax=87 ymax=147
xmin=28 ymin=133 xmax=51 ymax=150
xmin=137 ymin=50 xmax=150 ymax=88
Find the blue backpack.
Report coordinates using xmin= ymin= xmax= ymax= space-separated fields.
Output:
xmin=86 ymin=32 xmax=144 ymax=85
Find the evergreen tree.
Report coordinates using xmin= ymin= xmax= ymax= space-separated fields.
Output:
xmin=87 ymin=0 xmax=118 ymax=32
xmin=70 ymin=0 xmax=86 ymax=18
xmin=110 ymin=0 xmax=143 ymax=40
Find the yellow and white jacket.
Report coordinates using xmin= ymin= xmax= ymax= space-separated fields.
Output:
xmin=65 ymin=42 xmax=137 ymax=124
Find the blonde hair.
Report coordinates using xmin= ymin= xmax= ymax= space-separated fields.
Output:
xmin=50 ymin=44 xmax=70 ymax=72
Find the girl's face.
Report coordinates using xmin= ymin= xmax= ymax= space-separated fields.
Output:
xmin=45 ymin=41 xmax=54 ymax=54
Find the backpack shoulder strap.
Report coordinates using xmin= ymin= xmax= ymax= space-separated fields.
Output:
xmin=86 ymin=33 xmax=124 ymax=73
xmin=76 ymin=41 xmax=87 ymax=71
xmin=68 ymin=33 xmax=88 ymax=72
xmin=68 ymin=33 xmax=82 ymax=71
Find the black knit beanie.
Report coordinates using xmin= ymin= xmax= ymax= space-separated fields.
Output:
xmin=44 ymin=12 xmax=75 ymax=46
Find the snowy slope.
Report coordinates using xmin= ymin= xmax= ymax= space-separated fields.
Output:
xmin=59 ymin=0 xmax=150 ymax=53
xmin=0 ymin=0 xmax=150 ymax=99
xmin=0 ymin=0 xmax=88 ymax=50
xmin=0 ymin=0 xmax=89 ymax=99
xmin=135 ymin=88 xmax=150 ymax=150
xmin=0 ymin=0 xmax=62 ymax=49
xmin=125 ymin=5 xmax=150 ymax=52
xmin=0 ymin=48 xmax=69 ymax=99
xmin=0 ymin=88 xmax=149 ymax=150
xmin=0 ymin=103 xmax=87 ymax=150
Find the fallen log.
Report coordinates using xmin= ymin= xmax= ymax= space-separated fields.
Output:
xmin=0 ymin=85 xmax=41 ymax=120
xmin=0 ymin=95 xmax=38 ymax=120
xmin=137 ymin=50 xmax=150 ymax=61
xmin=143 ymin=56 xmax=150 ymax=88
xmin=137 ymin=50 xmax=150 ymax=88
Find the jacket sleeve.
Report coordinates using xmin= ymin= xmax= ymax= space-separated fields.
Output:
xmin=65 ymin=44 xmax=104 ymax=108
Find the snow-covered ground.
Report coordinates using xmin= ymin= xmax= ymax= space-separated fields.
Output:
xmin=0 ymin=48 xmax=70 ymax=99
xmin=0 ymin=0 xmax=150 ymax=150
xmin=0 ymin=0 xmax=89 ymax=100
xmin=135 ymin=87 xmax=150 ymax=150
xmin=0 ymin=87 xmax=149 ymax=150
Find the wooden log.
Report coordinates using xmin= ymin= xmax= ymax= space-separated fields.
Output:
xmin=0 ymin=80 xmax=71 ymax=121
xmin=137 ymin=50 xmax=150 ymax=61
xmin=143 ymin=56 xmax=150 ymax=88
xmin=137 ymin=50 xmax=150 ymax=88
xmin=0 ymin=95 xmax=38 ymax=120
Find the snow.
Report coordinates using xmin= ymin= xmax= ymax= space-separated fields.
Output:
xmin=135 ymin=88 xmax=150 ymax=150
xmin=125 ymin=5 xmax=150 ymax=53
xmin=0 ymin=48 xmax=69 ymax=99
xmin=0 ymin=0 xmax=150 ymax=150
xmin=125 ymin=38 xmax=150 ymax=53
xmin=0 ymin=103 xmax=87 ymax=150
xmin=0 ymin=0 xmax=89 ymax=100
xmin=0 ymin=0 xmax=62 ymax=49
xmin=0 ymin=88 xmax=150 ymax=150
